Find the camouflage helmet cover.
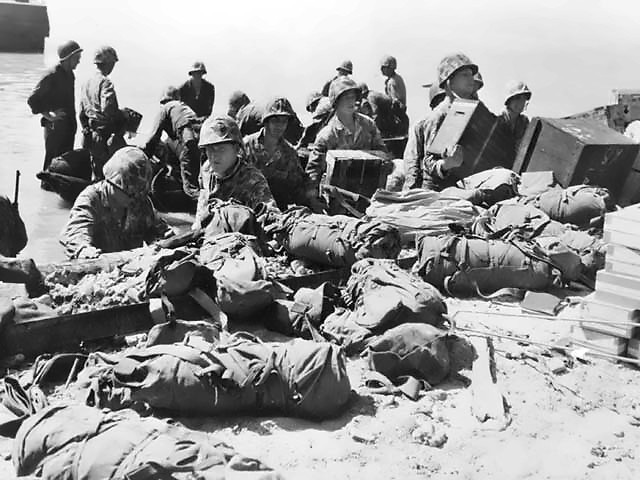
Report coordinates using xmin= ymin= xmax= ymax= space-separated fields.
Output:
xmin=94 ymin=46 xmax=119 ymax=64
xmin=199 ymin=115 xmax=242 ymax=147
xmin=380 ymin=55 xmax=397 ymax=70
xmin=262 ymin=97 xmax=294 ymax=122
xmin=103 ymin=147 xmax=152 ymax=197
xmin=437 ymin=52 xmax=478 ymax=87
xmin=504 ymin=80 xmax=532 ymax=105
xmin=329 ymin=76 xmax=361 ymax=107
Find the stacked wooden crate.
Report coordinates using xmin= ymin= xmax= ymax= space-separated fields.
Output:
xmin=576 ymin=204 xmax=640 ymax=356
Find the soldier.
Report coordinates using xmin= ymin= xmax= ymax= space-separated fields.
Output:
xmin=403 ymin=53 xmax=478 ymax=190
xmin=244 ymin=97 xmax=324 ymax=211
xmin=227 ymin=91 xmax=264 ymax=138
xmin=194 ymin=115 xmax=277 ymax=229
xmin=497 ymin=80 xmax=532 ymax=156
xmin=60 ymin=147 xmax=173 ymax=259
xmin=357 ymin=82 xmax=373 ymax=118
xmin=142 ymin=86 xmax=201 ymax=199
xmin=321 ymin=60 xmax=353 ymax=97
xmin=305 ymin=91 xmax=323 ymax=115
xmin=297 ymin=97 xmax=332 ymax=149
xmin=27 ymin=40 xmax=82 ymax=180
xmin=306 ymin=77 xmax=386 ymax=188
xmin=179 ymin=61 xmax=215 ymax=120
xmin=79 ymin=46 xmax=127 ymax=180
xmin=380 ymin=55 xmax=407 ymax=111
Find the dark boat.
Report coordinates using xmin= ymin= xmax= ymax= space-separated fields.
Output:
xmin=0 ymin=0 xmax=49 ymax=53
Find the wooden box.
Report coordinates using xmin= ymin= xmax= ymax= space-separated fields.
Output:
xmin=426 ymin=99 xmax=515 ymax=178
xmin=513 ymin=117 xmax=639 ymax=204
xmin=323 ymin=149 xmax=391 ymax=197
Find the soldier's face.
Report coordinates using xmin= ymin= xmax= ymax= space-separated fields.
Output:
xmin=206 ymin=143 xmax=238 ymax=175
xmin=336 ymin=91 xmax=358 ymax=116
xmin=449 ymin=67 xmax=475 ymax=99
xmin=507 ymin=95 xmax=528 ymax=115
xmin=265 ymin=116 xmax=289 ymax=139
xmin=70 ymin=52 xmax=81 ymax=70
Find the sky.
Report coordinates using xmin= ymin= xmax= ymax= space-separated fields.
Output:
xmin=42 ymin=0 xmax=640 ymax=130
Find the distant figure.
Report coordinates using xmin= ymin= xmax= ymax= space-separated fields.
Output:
xmin=380 ymin=55 xmax=407 ymax=111
xmin=297 ymin=97 xmax=332 ymax=149
xmin=227 ymin=91 xmax=263 ymax=138
xmin=142 ymin=86 xmax=201 ymax=199
xmin=79 ymin=46 xmax=126 ymax=180
xmin=27 ymin=40 xmax=82 ymax=179
xmin=305 ymin=91 xmax=323 ymax=115
xmin=423 ymin=82 xmax=446 ymax=110
xmin=244 ymin=97 xmax=324 ymax=211
xmin=321 ymin=60 xmax=353 ymax=97
xmin=60 ymin=147 xmax=173 ymax=259
xmin=306 ymin=77 xmax=386 ymax=189
xmin=179 ymin=61 xmax=215 ymax=120
xmin=357 ymin=82 xmax=373 ymax=118
xmin=497 ymin=80 xmax=532 ymax=160
xmin=195 ymin=116 xmax=277 ymax=229
xmin=472 ymin=71 xmax=484 ymax=100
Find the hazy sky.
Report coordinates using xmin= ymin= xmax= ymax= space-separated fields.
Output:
xmin=43 ymin=0 xmax=640 ymax=129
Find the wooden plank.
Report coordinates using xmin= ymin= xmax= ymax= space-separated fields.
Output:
xmin=606 ymin=243 xmax=640 ymax=266
xmin=596 ymin=270 xmax=640 ymax=298
xmin=469 ymin=336 xmax=510 ymax=429
xmin=605 ymin=260 xmax=640 ymax=279
xmin=0 ymin=302 xmax=155 ymax=359
xmin=603 ymin=229 xmax=640 ymax=250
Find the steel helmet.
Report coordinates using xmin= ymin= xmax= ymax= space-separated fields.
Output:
xmin=358 ymin=82 xmax=370 ymax=97
xmin=380 ymin=55 xmax=397 ymax=70
xmin=198 ymin=115 xmax=242 ymax=147
xmin=329 ymin=76 xmax=361 ymax=107
xmin=336 ymin=59 xmax=353 ymax=74
xmin=189 ymin=61 xmax=207 ymax=75
xmin=103 ymin=147 xmax=152 ymax=197
xmin=94 ymin=46 xmax=119 ymax=64
xmin=504 ymin=80 xmax=532 ymax=105
xmin=428 ymin=83 xmax=447 ymax=109
xmin=160 ymin=86 xmax=180 ymax=104
xmin=437 ymin=52 xmax=478 ymax=88
xmin=228 ymin=91 xmax=250 ymax=109
xmin=474 ymin=71 xmax=484 ymax=91
xmin=312 ymin=97 xmax=333 ymax=120
xmin=57 ymin=40 xmax=82 ymax=61
xmin=305 ymin=91 xmax=323 ymax=113
xmin=262 ymin=97 xmax=293 ymax=122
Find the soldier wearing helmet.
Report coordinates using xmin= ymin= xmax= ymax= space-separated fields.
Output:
xmin=142 ymin=86 xmax=201 ymax=200
xmin=227 ymin=91 xmax=263 ymax=138
xmin=244 ymin=98 xmax=324 ymax=212
xmin=194 ymin=116 xmax=277 ymax=229
xmin=497 ymin=80 xmax=532 ymax=161
xmin=27 ymin=40 xmax=83 ymax=182
xmin=297 ymin=96 xmax=333 ymax=150
xmin=179 ymin=61 xmax=216 ymax=120
xmin=79 ymin=45 xmax=127 ymax=180
xmin=404 ymin=52 xmax=478 ymax=190
xmin=60 ymin=147 xmax=173 ymax=259
xmin=306 ymin=77 xmax=386 ymax=188
xmin=380 ymin=55 xmax=407 ymax=113
xmin=305 ymin=91 xmax=323 ymax=114
xmin=321 ymin=59 xmax=353 ymax=97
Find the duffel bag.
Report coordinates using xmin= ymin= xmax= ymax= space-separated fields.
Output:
xmin=202 ymin=199 xmax=260 ymax=240
xmin=344 ymin=258 xmax=447 ymax=330
xmin=472 ymin=201 xmax=566 ymax=239
xmin=412 ymin=234 xmax=558 ymax=295
xmin=520 ymin=185 xmax=615 ymax=227
xmin=442 ymin=167 xmax=520 ymax=207
xmin=14 ymin=404 xmax=281 ymax=480
xmin=366 ymin=323 xmax=475 ymax=387
xmin=82 ymin=334 xmax=351 ymax=420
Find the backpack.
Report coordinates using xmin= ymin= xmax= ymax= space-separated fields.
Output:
xmin=201 ymin=199 xmax=260 ymax=240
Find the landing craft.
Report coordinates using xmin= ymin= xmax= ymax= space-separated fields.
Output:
xmin=0 ymin=0 xmax=49 ymax=53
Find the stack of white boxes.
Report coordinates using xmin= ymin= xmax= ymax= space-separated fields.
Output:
xmin=577 ymin=204 xmax=640 ymax=357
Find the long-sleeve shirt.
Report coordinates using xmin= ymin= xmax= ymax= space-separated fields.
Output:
xmin=60 ymin=181 xmax=172 ymax=258
xmin=195 ymin=157 xmax=277 ymax=228
xmin=385 ymin=73 xmax=407 ymax=109
xmin=244 ymin=128 xmax=313 ymax=210
xmin=143 ymin=100 xmax=198 ymax=155
xmin=305 ymin=113 xmax=386 ymax=186
xmin=79 ymin=71 xmax=120 ymax=131
xmin=27 ymin=63 xmax=76 ymax=127
xmin=179 ymin=78 xmax=215 ymax=118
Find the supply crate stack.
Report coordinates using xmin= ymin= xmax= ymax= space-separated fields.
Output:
xmin=576 ymin=204 xmax=640 ymax=357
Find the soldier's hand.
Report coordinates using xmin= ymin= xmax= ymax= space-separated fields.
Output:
xmin=442 ymin=144 xmax=464 ymax=171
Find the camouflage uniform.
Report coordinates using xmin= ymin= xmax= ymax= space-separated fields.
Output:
xmin=306 ymin=113 xmax=386 ymax=187
xmin=60 ymin=147 xmax=172 ymax=258
xmin=79 ymin=71 xmax=126 ymax=179
xmin=244 ymin=128 xmax=314 ymax=210
xmin=195 ymin=158 xmax=278 ymax=229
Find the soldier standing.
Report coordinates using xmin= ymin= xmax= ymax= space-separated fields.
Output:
xmin=179 ymin=61 xmax=215 ymax=120
xmin=497 ymin=81 xmax=532 ymax=161
xmin=27 ymin=40 xmax=82 ymax=181
xmin=321 ymin=60 xmax=353 ymax=97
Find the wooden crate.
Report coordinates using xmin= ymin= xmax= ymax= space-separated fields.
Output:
xmin=427 ymin=99 xmax=514 ymax=178
xmin=513 ymin=117 xmax=639 ymax=204
xmin=323 ymin=150 xmax=391 ymax=198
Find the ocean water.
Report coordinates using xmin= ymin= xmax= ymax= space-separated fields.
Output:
xmin=2 ymin=0 xmax=640 ymax=263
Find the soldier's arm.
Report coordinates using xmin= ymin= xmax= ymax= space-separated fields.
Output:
xmin=193 ymin=167 xmax=210 ymax=230
xmin=142 ymin=108 xmax=168 ymax=158
xmin=59 ymin=192 xmax=100 ymax=259
xmin=100 ymin=77 xmax=120 ymax=124
xmin=27 ymin=72 xmax=54 ymax=115
xmin=144 ymin=199 xmax=174 ymax=243
xmin=305 ymin=131 xmax=330 ymax=188
xmin=370 ymin=122 xmax=387 ymax=152
xmin=403 ymin=121 xmax=425 ymax=189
